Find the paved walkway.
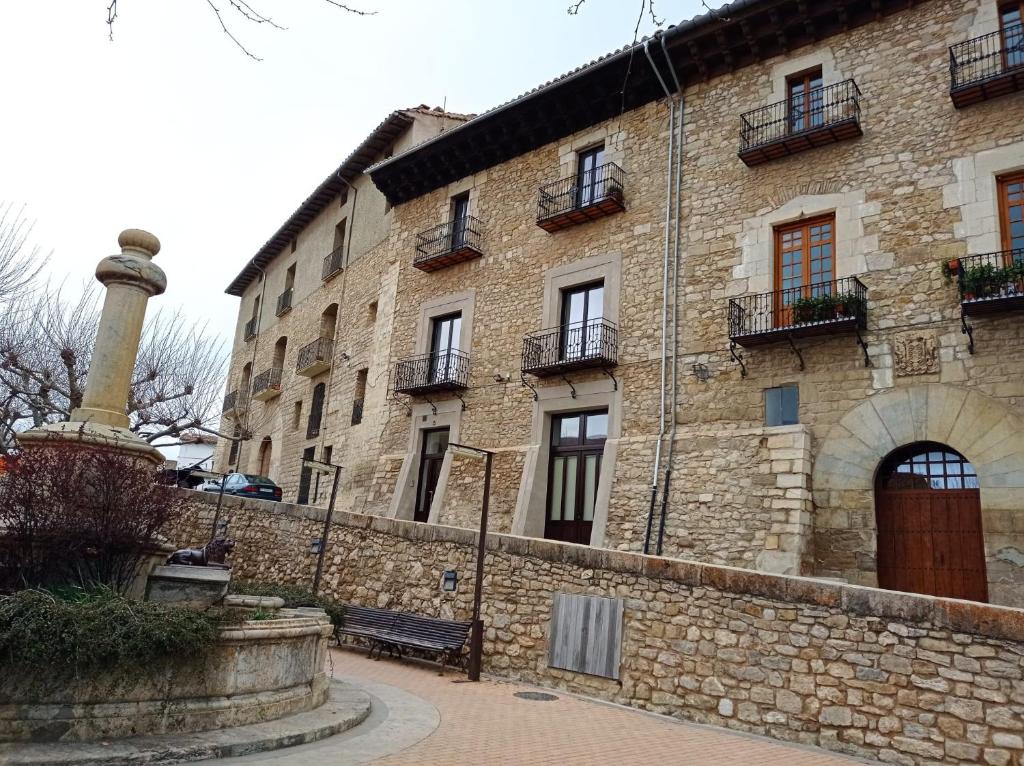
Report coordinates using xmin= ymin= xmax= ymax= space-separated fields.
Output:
xmin=229 ymin=648 xmax=865 ymax=766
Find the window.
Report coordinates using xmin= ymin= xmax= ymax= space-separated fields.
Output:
xmin=367 ymin=300 xmax=378 ymax=323
xmin=414 ymin=428 xmax=449 ymax=523
xmin=450 ymin=192 xmax=469 ymax=250
xmin=774 ymin=214 xmax=835 ymax=323
xmin=307 ymin=382 xmax=325 ymax=439
xmin=546 ymin=411 xmax=607 ymax=546
xmin=577 ymin=145 xmax=606 ymax=207
xmin=998 ymin=172 xmax=1024 ymax=255
xmin=1001 ymin=3 xmax=1024 ymax=69
xmin=338 ymin=187 xmax=348 ymax=208
xmin=787 ymin=67 xmax=824 ymax=133
xmin=560 ymin=281 xmax=604 ymax=362
xmin=765 ymin=385 xmax=799 ymax=426
xmin=290 ymin=238 xmax=297 ymax=253
xmin=228 ymin=424 xmax=241 ymax=465
xmin=297 ymin=446 xmax=315 ymax=504
xmin=292 ymin=401 xmax=302 ymax=430
xmin=878 ymin=443 xmax=979 ymax=491
xmin=351 ymin=369 xmax=368 ymax=425
xmin=334 ymin=219 xmax=347 ymax=251
xmin=285 ymin=264 xmax=296 ymax=289
xmin=429 ymin=312 xmax=462 ymax=383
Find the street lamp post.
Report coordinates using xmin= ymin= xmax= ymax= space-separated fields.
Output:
xmin=447 ymin=442 xmax=493 ymax=682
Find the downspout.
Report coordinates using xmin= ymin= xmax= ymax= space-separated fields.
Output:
xmin=642 ymin=36 xmax=680 ymax=555
xmin=657 ymin=33 xmax=685 ymax=556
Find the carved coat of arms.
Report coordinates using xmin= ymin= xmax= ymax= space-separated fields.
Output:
xmin=893 ymin=332 xmax=938 ymax=376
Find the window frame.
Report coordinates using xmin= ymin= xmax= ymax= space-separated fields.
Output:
xmin=773 ymin=213 xmax=837 ymax=311
xmin=997 ymin=171 xmax=1024 ymax=256
xmin=786 ymin=66 xmax=825 ymax=134
xmin=764 ymin=385 xmax=800 ymax=427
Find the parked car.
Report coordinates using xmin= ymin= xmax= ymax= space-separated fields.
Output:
xmin=221 ymin=473 xmax=283 ymax=501
xmin=197 ymin=478 xmax=223 ymax=492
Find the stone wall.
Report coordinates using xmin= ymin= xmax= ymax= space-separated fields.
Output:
xmin=172 ymin=490 xmax=1024 ymax=766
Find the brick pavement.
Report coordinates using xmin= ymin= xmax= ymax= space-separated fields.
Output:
xmin=331 ymin=648 xmax=865 ymax=766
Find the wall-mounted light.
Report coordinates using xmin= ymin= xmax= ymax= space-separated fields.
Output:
xmin=692 ymin=363 xmax=711 ymax=383
xmin=441 ymin=569 xmax=458 ymax=592
xmin=309 ymin=538 xmax=323 ymax=554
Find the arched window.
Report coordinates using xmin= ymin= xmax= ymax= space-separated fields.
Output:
xmin=307 ymin=383 xmax=326 ymax=439
xmin=258 ymin=437 xmax=272 ymax=477
xmin=877 ymin=443 xmax=979 ymax=491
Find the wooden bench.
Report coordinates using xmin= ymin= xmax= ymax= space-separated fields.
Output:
xmin=336 ymin=604 xmax=472 ymax=674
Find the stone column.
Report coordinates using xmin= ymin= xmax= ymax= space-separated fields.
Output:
xmin=18 ymin=229 xmax=167 ymax=463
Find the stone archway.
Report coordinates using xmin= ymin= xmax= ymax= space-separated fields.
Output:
xmin=812 ymin=384 xmax=1024 ymax=607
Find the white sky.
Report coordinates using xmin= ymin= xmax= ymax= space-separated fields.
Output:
xmin=1 ymin=0 xmax=708 ymax=345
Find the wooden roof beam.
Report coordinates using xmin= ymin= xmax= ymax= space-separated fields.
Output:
xmin=739 ymin=18 xmax=762 ymax=58
xmin=715 ymin=29 xmax=736 ymax=72
xmin=687 ymin=39 xmax=710 ymax=82
xmin=769 ymin=9 xmax=789 ymax=52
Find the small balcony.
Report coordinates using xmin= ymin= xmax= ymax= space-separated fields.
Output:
xmin=739 ymin=79 xmax=862 ymax=167
xmin=276 ymin=288 xmax=293 ymax=317
xmin=950 ymin=24 xmax=1024 ymax=108
xmin=393 ymin=350 xmax=470 ymax=395
xmin=728 ymin=277 xmax=868 ymax=347
xmin=296 ymin=337 xmax=334 ymax=377
xmin=536 ymin=162 xmax=625 ymax=233
xmin=243 ymin=317 xmax=258 ymax=342
xmin=222 ymin=389 xmax=247 ymax=417
xmin=322 ymin=246 xmax=345 ymax=281
xmin=953 ymin=250 xmax=1024 ymax=317
xmin=522 ymin=319 xmax=618 ymax=376
xmin=251 ymin=367 xmax=283 ymax=401
xmin=414 ymin=216 xmax=484 ymax=272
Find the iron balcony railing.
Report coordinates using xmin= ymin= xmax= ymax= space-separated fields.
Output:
xmin=522 ymin=318 xmax=618 ymax=375
xmin=393 ymin=350 xmax=470 ymax=394
xmin=950 ymin=23 xmax=1024 ymax=92
xmin=322 ymin=245 xmax=345 ymax=280
xmin=537 ymin=162 xmax=625 ymax=222
xmin=739 ymin=79 xmax=862 ymax=153
xmin=276 ymin=288 xmax=293 ymax=316
xmin=351 ymin=398 xmax=364 ymax=425
xmin=222 ymin=389 xmax=247 ymax=414
xmin=414 ymin=216 xmax=483 ymax=265
xmin=728 ymin=276 xmax=868 ymax=343
xmin=954 ymin=250 xmax=1024 ymax=310
xmin=243 ymin=317 xmax=258 ymax=341
xmin=297 ymin=336 xmax=334 ymax=372
xmin=251 ymin=367 xmax=283 ymax=397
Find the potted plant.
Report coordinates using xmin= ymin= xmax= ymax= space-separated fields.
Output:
xmin=942 ymin=258 xmax=960 ymax=280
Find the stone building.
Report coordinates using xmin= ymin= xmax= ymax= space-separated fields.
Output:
xmin=216 ymin=107 xmax=469 ymax=509
xmin=220 ymin=0 xmax=1024 ymax=608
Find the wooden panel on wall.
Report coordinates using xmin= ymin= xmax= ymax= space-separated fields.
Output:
xmin=548 ymin=592 xmax=623 ymax=680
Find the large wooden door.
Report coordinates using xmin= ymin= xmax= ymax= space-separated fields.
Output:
xmin=545 ymin=411 xmax=607 ymax=546
xmin=875 ymin=444 xmax=988 ymax=603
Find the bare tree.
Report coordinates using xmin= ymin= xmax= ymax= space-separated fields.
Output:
xmin=106 ymin=0 xmax=375 ymax=61
xmin=0 ymin=283 xmax=229 ymax=454
xmin=0 ymin=204 xmax=46 ymax=307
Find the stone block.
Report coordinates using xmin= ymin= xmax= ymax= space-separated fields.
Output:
xmin=145 ymin=565 xmax=230 ymax=609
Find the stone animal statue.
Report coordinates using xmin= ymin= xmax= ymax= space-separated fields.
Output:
xmin=166 ymin=537 xmax=236 ymax=569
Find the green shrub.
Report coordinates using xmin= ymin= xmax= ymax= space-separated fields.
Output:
xmin=0 ymin=588 xmax=221 ymax=679
xmin=229 ymin=580 xmax=345 ymax=627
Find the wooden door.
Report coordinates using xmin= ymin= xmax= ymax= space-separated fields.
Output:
xmin=875 ymin=444 xmax=988 ymax=603
xmin=545 ymin=411 xmax=607 ymax=546
xmin=773 ymin=215 xmax=835 ymax=328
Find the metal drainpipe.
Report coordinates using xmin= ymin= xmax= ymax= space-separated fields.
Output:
xmin=657 ymin=34 xmax=686 ymax=556
xmin=642 ymin=36 xmax=681 ymax=555
xmin=314 ymin=173 xmax=359 ymax=502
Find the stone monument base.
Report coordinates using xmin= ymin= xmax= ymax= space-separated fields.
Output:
xmin=145 ymin=564 xmax=231 ymax=609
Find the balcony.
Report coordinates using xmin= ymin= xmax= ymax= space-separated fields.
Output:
xmin=729 ymin=276 xmax=868 ymax=350
xmin=296 ymin=337 xmax=334 ymax=377
xmin=251 ymin=367 xmax=283 ymax=401
xmin=522 ymin=319 xmax=618 ymax=376
xmin=954 ymin=250 xmax=1024 ymax=317
xmin=243 ymin=317 xmax=258 ymax=341
xmin=393 ymin=350 xmax=470 ymax=395
xmin=276 ymin=288 xmax=293 ymax=317
xmin=222 ymin=389 xmax=247 ymax=417
xmin=322 ymin=246 xmax=345 ymax=281
xmin=414 ymin=216 xmax=484 ymax=272
xmin=536 ymin=162 xmax=625 ymax=233
xmin=738 ymin=80 xmax=862 ymax=167
xmin=950 ymin=24 xmax=1024 ymax=108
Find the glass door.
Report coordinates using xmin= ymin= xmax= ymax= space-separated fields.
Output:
xmin=545 ymin=411 xmax=607 ymax=546
xmin=560 ymin=282 xmax=604 ymax=362
xmin=787 ymin=69 xmax=824 ymax=133
xmin=414 ymin=428 xmax=449 ymax=523
xmin=430 ymin=312 xmax=462 ymax=384
xmin=1001 ymin=3 xmax=1024 ymax=70
xmin=774 ymin=215 xmax=835 ymax=327
xmin=576 ymin=146 xmax=605 ymax=207
xmin=450 ymin=193 xmax=469 ymax=251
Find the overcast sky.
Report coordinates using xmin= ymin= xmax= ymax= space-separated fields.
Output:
xmin=1 ymin=0 xmax=710 ymax=345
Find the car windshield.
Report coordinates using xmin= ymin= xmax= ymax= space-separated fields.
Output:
xmin=243 ymin=474 xmax=275 ymax=486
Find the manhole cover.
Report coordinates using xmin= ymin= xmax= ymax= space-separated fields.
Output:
xmin=514 ymin=691 xmax=559 ymax=701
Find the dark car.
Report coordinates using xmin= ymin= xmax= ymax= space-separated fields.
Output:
xmin=221 ymin=472 xmax=283 ymax=501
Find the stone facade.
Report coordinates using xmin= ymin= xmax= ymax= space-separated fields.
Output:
xmin=217 ymin=0 xmax=1024 ymax=608
xmin=170 ymin=490 xmax=1024 ymax=765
